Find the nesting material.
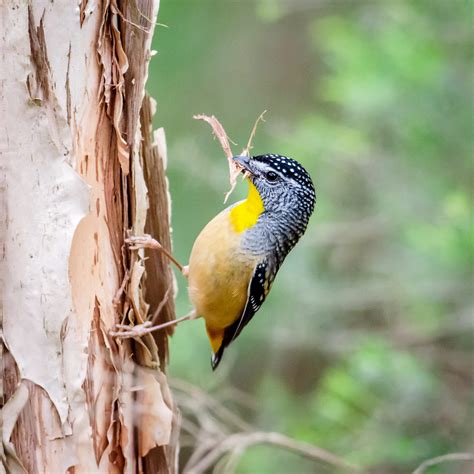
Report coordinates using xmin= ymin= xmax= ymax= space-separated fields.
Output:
xmin=194 ymin=111 xmax=266 ymax=203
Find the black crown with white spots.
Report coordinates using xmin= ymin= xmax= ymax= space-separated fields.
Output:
xmin=253 ymin=154 xmax=314 ymax=188
xmin=253 ymin=154 xmax=316 ymax=216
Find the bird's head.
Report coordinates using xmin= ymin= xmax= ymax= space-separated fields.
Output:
xmin=233 ymin=154 xmax=316 ymax=221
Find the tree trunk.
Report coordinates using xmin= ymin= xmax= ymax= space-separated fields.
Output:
xmin=1 ymin=1 xmax=178 ymax=472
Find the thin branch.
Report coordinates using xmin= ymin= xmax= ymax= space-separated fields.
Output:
xmin=241 ymin=110 xmax=266 ymax=157
xmin=180 ymin=418 xmax=201 ymax=439
xmin=173 ymin=378 xmax=358 ymax=473
xmin=219 ymin=386 xmax=258 ymax=411
xmin=413 ymin=452 xmax=474 ymax=474
xmin=170 ymin=378 xmax=254 ymax=432
xmin=185 ymin=440 xmax=219 ymax=471
xmin=184 ymin=431 xmax=360 ymax=474
xmin=214 ymin=446 xmax=246 ymax=474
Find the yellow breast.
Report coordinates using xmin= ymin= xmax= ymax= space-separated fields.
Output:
xmin=229 ymin=180 xmax=264 ymax=233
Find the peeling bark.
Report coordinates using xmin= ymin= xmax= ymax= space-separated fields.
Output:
xmin=2 ymin=0 xmax=178 ymax=472
xmin=141 ymin=97 xmax=177 ymax=366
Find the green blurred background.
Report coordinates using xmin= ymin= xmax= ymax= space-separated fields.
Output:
xmin=148 ymin=0 xmax=473 ymax=472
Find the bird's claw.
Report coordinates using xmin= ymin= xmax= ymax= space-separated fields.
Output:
xmin=125 ymin=234 xmax=163 ymax=250
xmin=109 ymin=321 xmax=153 ymax=338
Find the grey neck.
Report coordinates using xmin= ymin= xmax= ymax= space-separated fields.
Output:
xmin=241 ymin=207 xmax=310 ymax=265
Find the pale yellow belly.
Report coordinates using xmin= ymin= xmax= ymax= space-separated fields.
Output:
xmin=187 ymin=209 xmax=258 ymax=330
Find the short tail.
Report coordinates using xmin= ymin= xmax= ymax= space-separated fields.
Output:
xmin=211 ymin=345 xmax=226 ymax=371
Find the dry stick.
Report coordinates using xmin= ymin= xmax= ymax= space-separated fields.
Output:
xmin=184 ymin=440 xmax=218 ymax=473
xmin=194 ymin=111 xmax=267 ymax=203
xmin=236 ymin=111 xmax=267 ymax=191
xmin=183 ymin=431 xmax=360 ymax=474
xmin=413 ymin=453 xmax=474 ymax=474
xmin=241 ymin=110 xmax=267 ymax=157
xmin=193 ymin=114 xmax=239 ymax=203
xmin=173 ymin=377 xmax=357 ymax=474
xmin=217 ymin=446 xmax=246 ymax=474
xmin=170 ymin=378 xmax=254 ymax=433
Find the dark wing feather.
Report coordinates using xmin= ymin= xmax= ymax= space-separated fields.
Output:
xmin=211 ymin=259 xmax=276 ymax=370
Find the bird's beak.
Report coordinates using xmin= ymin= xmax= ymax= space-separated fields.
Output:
xmin=232 ymin=155 xmax=253 ymax=175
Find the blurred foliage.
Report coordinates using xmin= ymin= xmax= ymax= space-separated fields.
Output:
xmin=148 ymin=0 xmax=473 ymax=472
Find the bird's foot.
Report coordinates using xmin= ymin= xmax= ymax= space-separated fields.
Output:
xmin=110 ymin=310 xmax=197 ymax=339
xmin=126 ymin=234 xmax=163 ymax=250
xmin=110 ymin=321 xmax=155 ymax=338
xmin=109 ymin=321 xmax=169 ymax=339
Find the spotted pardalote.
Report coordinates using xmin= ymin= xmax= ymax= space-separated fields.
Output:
xmin=188 ymin=154 xmax=316 ymax=369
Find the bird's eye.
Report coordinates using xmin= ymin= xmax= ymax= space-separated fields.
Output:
xmin=266 ymin=171 xmax=279 ymax=182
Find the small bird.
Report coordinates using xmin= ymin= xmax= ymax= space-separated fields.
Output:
xmin=116 ymin=154 xmax=316 ymax=370
xmin=188 ymin=154 xmax=316 ymax=369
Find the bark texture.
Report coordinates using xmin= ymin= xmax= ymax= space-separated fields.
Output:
xmin=1 ymin=0 xmax=178 ymax=472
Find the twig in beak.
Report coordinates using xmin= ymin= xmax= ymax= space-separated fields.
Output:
xmin=242 ymin=110 xmax=267 ymax=157
xmin=194 ymin=111 xmax=267 ymax=203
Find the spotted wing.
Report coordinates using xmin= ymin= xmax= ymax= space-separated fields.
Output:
xmin=211 ymin=259 xmax=276 ymax=370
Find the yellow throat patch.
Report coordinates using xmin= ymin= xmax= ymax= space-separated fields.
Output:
xmin=230 ymin=179 xmax=264 ymax=233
